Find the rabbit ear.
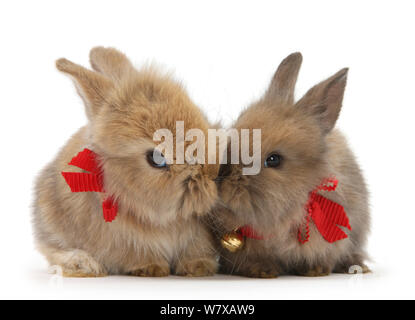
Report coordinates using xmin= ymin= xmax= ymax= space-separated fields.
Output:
xmin=56 ymin=58 xmax=113 ymax=120
xmin=296 ymin=68 xmax=348 ymax=133
xmin=265 ymin=52 xmax=302 ymax=104
xmin=89 ymin=46 xmax=135 ymax=81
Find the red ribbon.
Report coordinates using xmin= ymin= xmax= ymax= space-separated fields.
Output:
xmin=236 ymin=178 xmax=351 ymax=244
xmin=297 ymin=178 xmax=351 ymax=244
xmin=61 ymin=148 xmax=118 ymax=222
xmin=238 ymin=225 xmax=265 ymax=240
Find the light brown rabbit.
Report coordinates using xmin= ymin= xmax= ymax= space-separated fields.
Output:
xmin=33 ymin=47 xmax=219 ymax=277
xmin=211 ymin=53 xmax=370 ymax=278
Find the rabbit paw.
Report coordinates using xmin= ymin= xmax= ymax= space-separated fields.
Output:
xmin=237 ymin=261 xmax=281 ymax=278
xmin=60 ymin=269 xmax=107 ymax=278
xmin=333 ymin=262 xmax=371 ymax=274
xmin=49 ymin=249 xmax=107 ymax=277
xmin=296 ymin=265 xmax=331 ymax=277
xmin=129 ymin=263 xmax=170 ymax=277
xmin=175 ymin=258 xmax=217 ymax=277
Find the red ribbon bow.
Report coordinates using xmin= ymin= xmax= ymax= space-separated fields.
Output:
xmin=61 ymin=148 xmax=118 ymax=222
xmin=298 ymin=178 xmax=351 ymax=244
xmin=237 ymin=178 xmax=351 ymax=245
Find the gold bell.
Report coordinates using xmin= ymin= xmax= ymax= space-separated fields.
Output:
xmin=221 ymin=229 xmax=244 ymax=252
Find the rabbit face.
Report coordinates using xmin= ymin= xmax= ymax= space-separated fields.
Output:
xmin=218 ymin=102 xmax=327 ymax=232
xmin=95 ymin=76 xmax=218 ymax=224
xmin=217 ymin=53 xmax=348 ymax=233
xmin=57 ymin=51 xmax=218 ymax=227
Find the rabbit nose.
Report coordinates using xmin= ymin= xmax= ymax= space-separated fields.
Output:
xmin=217 ymin=164 xmax=232 ymax=180
xmin=201 ymin=163 xmax=219 ymax=180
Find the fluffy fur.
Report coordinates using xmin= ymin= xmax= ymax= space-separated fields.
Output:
xmin=210 ymin=53 xmax=370 ymax=278
xmin=33 ymin=47 xmax=219 ymax=277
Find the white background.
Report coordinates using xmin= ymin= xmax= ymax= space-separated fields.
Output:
xmin=0 ymin=0 xmax=414 ymax=300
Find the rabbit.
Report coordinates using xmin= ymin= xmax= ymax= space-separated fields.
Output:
xmin=210 ymin=52 xmax=370 ymax=278
xmin=32 ymin=47 xmax=220 ymax=277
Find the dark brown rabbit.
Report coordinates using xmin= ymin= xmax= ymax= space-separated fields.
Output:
xmin=210 ymin=53 xmax=370 ymax=278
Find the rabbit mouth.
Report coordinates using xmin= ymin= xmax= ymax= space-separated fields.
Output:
xmin=178 ymin=175 xmax=218 ymax=218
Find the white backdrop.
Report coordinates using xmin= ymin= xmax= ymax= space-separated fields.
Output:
xmin=1 ymin=0 xmax=414 ymax=299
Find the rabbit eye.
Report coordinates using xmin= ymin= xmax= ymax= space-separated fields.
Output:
xmin=146 ymin=150 xmax=168 ymax=169
xmin=264 ymin=153 xmax=282 ymax=168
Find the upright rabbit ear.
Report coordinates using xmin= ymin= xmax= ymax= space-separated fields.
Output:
xmin=56 ymin=58 xmax=113 ymax=120
xmin=296 ymin=68 xmax=348 ymax=133
xmin=89 ymin=46 xmax=135 ymax=82
xmin=265 ymin=52 xmax=303 ymax=104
